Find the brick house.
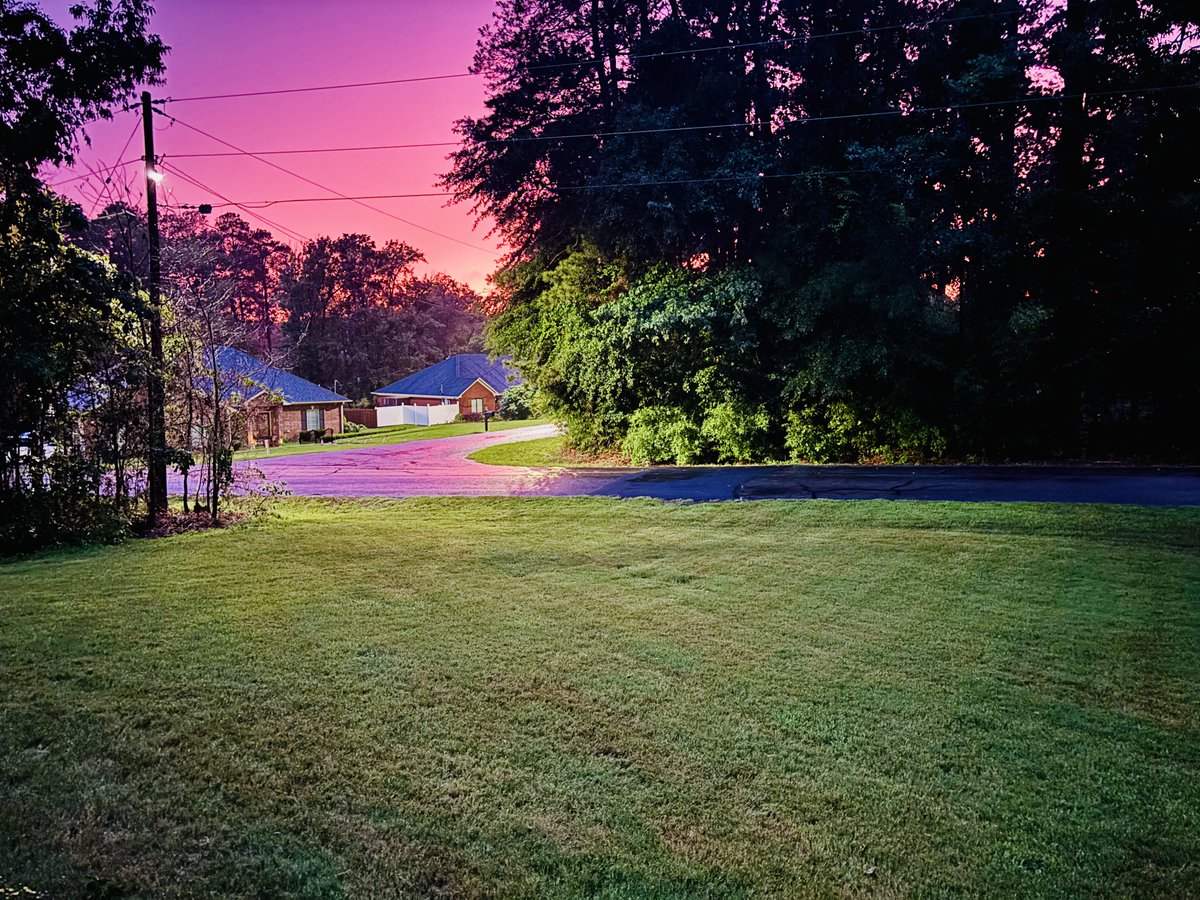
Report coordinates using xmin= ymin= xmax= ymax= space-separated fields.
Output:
xmin=215 ymin=347 xmax=348 ymax=447
xmin=372 ymin=354 xmax=522 ymax=416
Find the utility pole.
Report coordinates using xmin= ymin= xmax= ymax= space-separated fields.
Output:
xmin=142 ymin=90 xmax=168 ymax=523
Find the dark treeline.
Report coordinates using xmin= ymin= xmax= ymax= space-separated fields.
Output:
xmin=83 ymin=205 xmax=485 ymax=402
xmin=446 ymin=0 xmax=1199 ymax=463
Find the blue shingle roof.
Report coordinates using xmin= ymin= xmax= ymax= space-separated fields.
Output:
xmin=215 ymin=347 xmax=348 ymax=405
xmin=373 ymin=354 xmax=522 ymax=398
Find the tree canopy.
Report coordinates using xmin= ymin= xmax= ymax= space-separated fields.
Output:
xmin=1 ymin=0 xmax=166 ymax=550
xmin=444 ymin=0 xmax=1200 ymax=462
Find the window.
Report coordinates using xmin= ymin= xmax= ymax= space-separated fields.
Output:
xmin=471 ymin=398 xmax=484 ymax=414
xmin=303 ymin=408 xmax=322 ymax=431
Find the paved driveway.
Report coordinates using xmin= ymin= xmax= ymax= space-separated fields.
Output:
xmin=222 ymin=424 xmax=616 ymax=497
xmin=596 ymin=464 xmax=1200 ymax=505
xmin=179 ymin=425 xmax=1200 ymax=505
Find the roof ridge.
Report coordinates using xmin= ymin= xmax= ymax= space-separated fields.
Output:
xmin=215 ymin=346 xmax=348 ymax=403
xmin=372 ymin=354 xmax=521 ymax=398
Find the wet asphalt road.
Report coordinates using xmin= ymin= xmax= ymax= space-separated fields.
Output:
xmin=186 ymin=425 xmax=1200 ymax=506
xmin=596 ymin=464 xmax=1200 ymax=505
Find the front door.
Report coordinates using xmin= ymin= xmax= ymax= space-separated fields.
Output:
xmin=253 ymin=411 xmax=273 ymax=442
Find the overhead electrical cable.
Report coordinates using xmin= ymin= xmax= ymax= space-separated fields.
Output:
xmin=171 ymin=142 xmax=460 ymax=158
xmin=47 ymin=158 xmax=138 ymax=187
xmin=143 ymin=80 xmax=1199 ymax=215
xmin=160 ymin=10 xmax=1018 ymax=104
xmin=156 ymin=110 xmax=501 ymax=256
xmin=158 ymin=161 xmax=313 ymax=244
xmin=152 ymin=80 xmax=1200 ymax=165
xmin=207 ymin=192 xmax=448 ymax=208
xmin=165 ymin=72 xmax=475 ymax=103
xmin=523 ymin=9 xmax=1020 ymax=72
xmin=85 ymin=115 xmax=145 ymax=216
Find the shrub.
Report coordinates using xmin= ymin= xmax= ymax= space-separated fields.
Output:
xmin=785 ymin=401 xmax=945 ymax=463
xmin=498 ymin=383 xmax=535 ymax=420
xmin=701 ymin=401 xmax=773 ymax=463
xmin=458 ymin=412 xmax=484 ymax=423
xmin=0 ymin=456 xmax=130 ymax=555
xmin=621 ymin=406 xmax=703 ymax=464
xmin=341 ymin=419 xmax=366 ymax=434
xmin=863 ymin=409 xmax=947 ymax=463
xmin=784 ymin=403 xmax=861 ymax=463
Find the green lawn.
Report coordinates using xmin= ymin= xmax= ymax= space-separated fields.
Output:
xmin=2 ymin=498 xmax=1198 ymax=898
xmin=235 ymin=418 xmax=548 ymax=461
xmin=469 ymin=434 xmax=629 ymax=467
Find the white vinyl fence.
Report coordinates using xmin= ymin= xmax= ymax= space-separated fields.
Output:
xmin=375 ymin=403 xmax=459 ymax=428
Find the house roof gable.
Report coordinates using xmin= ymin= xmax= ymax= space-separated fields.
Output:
xmin=373 ymin=354 xmax=521 ymax=399
xmin=215 ymin=347 xmax=348 ymax=405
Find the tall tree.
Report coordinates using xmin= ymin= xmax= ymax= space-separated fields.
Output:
xmin=1 ymin=0 xmax=166 ymax=550
xmin=448 ymin=0 xmax=1199 ymax=462
xmin=280 ymin=234 xmax=483 ymax=400
xmin=211 ymin=213 xmax=292 ymax=357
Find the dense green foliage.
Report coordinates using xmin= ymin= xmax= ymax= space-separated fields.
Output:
xmin=3 ymin=498 xmax=1198 ymax=895
xmin=446 ymin=0 xmax=1199 ymax=462
xmin=1 ymin=0 xmax=165 ymax=551
xmin=498 ymin=382 xmax=536 ymax=419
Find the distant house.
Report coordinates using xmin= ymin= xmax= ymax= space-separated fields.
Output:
xmin=372 ymin=354 xmax=522 ymax=417
xmin=214 ymin=347 xmax=348 ymax=446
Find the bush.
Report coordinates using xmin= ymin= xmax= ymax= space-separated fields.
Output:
xmin=498 ymin=383 xmax=535 ymax=420
xmin=865 ymin=409 xmax=947 ymax=463
xmin=341 ymin=419 xmax=366 ymax=434
xmin=701 ymin=401 xmax=773 ymax=463
xmin=784 ymin=403 xmax=861 ymax=463
xmin=458 ymin=412 xmax=484 ymax=423
xmin=621 ymin=406 xmax=704 ymax=464
xmin=785 ymin=401 xmax=945 ymax=463
xmin=1 ymin=454 xmax=131 ymax=555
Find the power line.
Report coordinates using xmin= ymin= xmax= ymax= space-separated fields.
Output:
xmin=152 ymin=80 xmax=1200 ymax=164
xmin=525 ymin=10 xmax=1020 ymax=73
xmin=156 ymin=110 xmax=501 ymax=256
xmin=87 ymin=115 xmax=144 ymax=216
xmin=159 ymin=11 xmax=1018 ymax=104
xmin=47 ymin=158 xmax=138 ymax=187
xmin=493 ymin=80 xmax=1200 ymax=141
xmin=193 ymin=173 xmax=852 ymax=207
xmin=211 ymin=192 xmax=448 ymax=209
xmin=150 ymin=81 xmax=1200 ymax=211
xmin=551 ymin=170 xmax=866 ymax=191
xmin=158 ymin=161 xmax=313 ymax=244
xmin=73 ymin=80 xmax=1193 ymax=255
xmin=165 ymin=72 xmax=474 ymax=104
xmin=172 ymin=141 xmax=459 ymax=158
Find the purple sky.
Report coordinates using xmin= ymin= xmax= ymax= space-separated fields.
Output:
xmin=46 ymin=0 xmax=503 ymax=293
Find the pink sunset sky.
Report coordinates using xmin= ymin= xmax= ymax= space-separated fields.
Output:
xmin=45 ymin=0 xmax=503 ymax=294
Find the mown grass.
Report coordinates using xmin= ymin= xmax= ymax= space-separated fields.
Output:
xmin=1 ymin=498 xmax=1198 ymax=898
xmin=234 ymin=418 xmax=548 ymax=461
xmin=469 ymin=434 xmax=629 ymax=467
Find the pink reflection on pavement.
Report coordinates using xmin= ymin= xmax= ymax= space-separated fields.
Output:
xmin=167 ymin=424 xmax=623 ymax=498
